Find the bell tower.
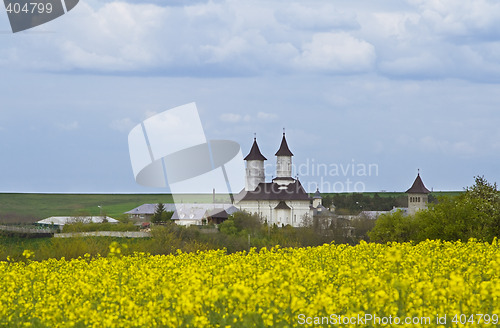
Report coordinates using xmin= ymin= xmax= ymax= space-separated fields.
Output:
xmin=244 ymin=135 xmax=266 ymax=191
xmin=275 ymin=130 xmax=293 ymax=178
xmin=406 ymin=170 xmax=430 ymax=215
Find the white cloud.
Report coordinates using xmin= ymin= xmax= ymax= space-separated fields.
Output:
xmin=110 ymin=118 xmax=136 ymax=132
xmin=408 ymin=0 xmax=500 ymax=39
xmin=257 ymin=112 xmax=277 ymax=121
xmin=411 ymin=136 xmax=478 ymax=159
xmin=144 ymin=110 xmax=158 ymax=119
xmin=220 ymin=112 xmax=276 ymax=123
xmin=220 ymin=113 xmax=243 ymax=123
xmin=274 ymin=4 xmax=359 ymax=31
xmin=379 ymin=52 xmax=445 ymax=78
xmin=220 ymin=113 xmax=251 ymax=123
xmin=56 ymin=121 xmax=79 ymax=131
xmin=295 ymin=32 xmax=376 ymax=72
xmin=1 ymin=0 xmax=500 ymax=82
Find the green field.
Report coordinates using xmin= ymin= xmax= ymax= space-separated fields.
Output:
xmin=0 ymin=191 xmax=463 ymax=224
xmin=0 ymin=193 xmax=217 ymax=223
xmin=321 ymin=191 xmax=464 ymax=198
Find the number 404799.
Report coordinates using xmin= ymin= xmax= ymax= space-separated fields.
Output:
xmin=5 ymin=2 xmax=53 ymax=14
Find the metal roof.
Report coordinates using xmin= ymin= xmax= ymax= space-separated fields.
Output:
xmin=171 ymin=205 xmax=239 ymax=221
xmin=37 ymin=216 xmax=119 ymax=226
xmin=125 ymin=203 xmax=238 ymax=215
xmin=124 ymin=203 xmax=177 ymax=215
xmin=313 ymin=188 xmax=322 ymax=199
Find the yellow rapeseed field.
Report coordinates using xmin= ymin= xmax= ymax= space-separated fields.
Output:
xmin=0 ymin=240 xmax=499 ymax=327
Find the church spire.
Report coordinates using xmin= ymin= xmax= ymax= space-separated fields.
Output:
xmin=244 ymin=135 xmax=267 ymax=161
xmin=244 ymin=135 xmax=266 ymax=191
xmin=406 ymin=171 xmax=430 ymax=194
xmin=406 ymin=171 xmax=430 ymax=215
xmin=275 ymin=130 xmax=293 ymax=179
xmin=275 ymin=130 xmax=293 ymax=157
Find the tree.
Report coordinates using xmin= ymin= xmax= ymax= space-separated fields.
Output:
xmin=369 ymin=176 xmax=500 ymax=243
xmin=219 ymin=211 xmax=261 ymax=236
xmin=152 ymin=203 xmax=165 ymax=223
xmin=368 ymin=210 xmax=416 ymax=243
xmin=412 ymin=176 xmax=500 ymax=242
xmin=151 ymin=203 xmax=174 ymax=224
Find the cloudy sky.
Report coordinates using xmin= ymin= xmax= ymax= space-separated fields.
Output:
xmin=1 ymin=0 xmax=500 ymax=193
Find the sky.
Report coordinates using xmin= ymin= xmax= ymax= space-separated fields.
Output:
xmin=1 ymin=0 xmax=500 ymax=194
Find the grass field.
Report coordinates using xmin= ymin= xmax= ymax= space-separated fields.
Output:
xmin=322 ymin=191 xmax=464 ymax=198
xmin=0 ymin=193 xmax=218 ymax=223
xmin=0 ymin=191 xmax=463 ymax=224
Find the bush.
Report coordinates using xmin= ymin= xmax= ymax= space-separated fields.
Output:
xmin=369 ymin=176 xmax=500 ymax=243
xmin=62 ymin=222 xmax=139 ymax=233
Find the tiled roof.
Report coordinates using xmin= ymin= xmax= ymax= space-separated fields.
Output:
xmin=244 ymin=138 xmax=267 ymax=161
xmin=236 ymin=180 xmax=310 ymax=201
xmin=274 ymin=200 xmax=291 ymax=210
xmin=406 ymin=174 xmax=430 ymax=194
xmin=275 ymin=133 xmax=293 ymax=156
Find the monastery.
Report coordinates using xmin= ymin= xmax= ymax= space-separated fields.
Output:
xmin=235 ymin=132 xmax=313 ymax=227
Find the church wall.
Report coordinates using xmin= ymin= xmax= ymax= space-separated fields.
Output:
xmin=237 ymin=200 xmax=312 ymax=227
xmin=276 ymin=156 xmax=292 ymax=178
xmin=407 ymin=194 xmax=428 ymax=215
xmin=245 ymin=160 xmax=265 ymax=191
xmin=312 ymin=198 xmax=321 ymax=208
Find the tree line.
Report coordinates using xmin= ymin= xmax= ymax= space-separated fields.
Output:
xmin=321 ymin=192 xmax=410 ymax=214
xmin=369 ymin=176 xmax=500 ymax=243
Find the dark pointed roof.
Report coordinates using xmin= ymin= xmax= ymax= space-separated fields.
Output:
xmin=274 ymin=200 xmax=291 ymax=210
xmin=406 ymin=174 xmax=430 ymax=194
xmin=313 ymin=188 xmax=322 ymax=199
xmin=244 ymin=138 xmax=267 ymax=161
xmin=235 ymin=180 xmax=310 ymax=202
xmin=275 ymin=133 xmax=293 ymax=157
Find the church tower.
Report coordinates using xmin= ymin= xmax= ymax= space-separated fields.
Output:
xmin=312 ymin=188 xmax=322 ymax=208
xmin=274 ymin=131 xmax=294 ymax=189
xmin=244 ymin=136 xmax=266 ymax=191
xmin=406 ymin=171 xmax=430 ymax=215
xmin=275 ymin=131 xmax=293 ymax=177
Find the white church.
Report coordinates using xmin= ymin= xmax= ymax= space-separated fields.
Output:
xmin=235 ymin=132 xmax=313 ymax=227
